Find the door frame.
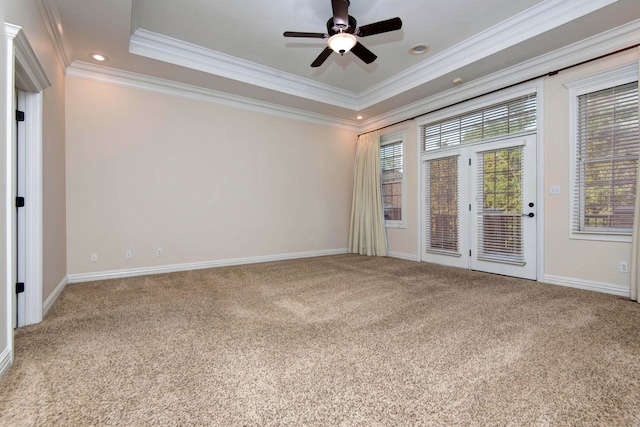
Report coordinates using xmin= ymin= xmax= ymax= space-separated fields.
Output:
xmin=416 ymin=81 xmax=545 ymax=282
xmin=5 ymin=24 xmax=49 ymax=335
xmin=421 ymin=135 xmax=537 ymax=279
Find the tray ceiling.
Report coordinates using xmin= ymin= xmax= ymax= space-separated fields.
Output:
xmin=40 ymin=0 xmax=640 ymax=126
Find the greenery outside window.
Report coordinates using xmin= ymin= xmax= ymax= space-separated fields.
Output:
xmin=380 ymin=133 xmax=405 ymax=228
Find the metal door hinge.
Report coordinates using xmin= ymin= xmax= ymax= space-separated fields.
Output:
xmin=16 ymin=110 xmax=25 ymax=122
xmin=16 ymin=283 xmax=25 ymax=294
xmin=16 ymin=197 xmax=25 ymax=208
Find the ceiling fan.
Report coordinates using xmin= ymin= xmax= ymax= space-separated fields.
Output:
xmin=283 ymin=0 xmax=402 ymax=67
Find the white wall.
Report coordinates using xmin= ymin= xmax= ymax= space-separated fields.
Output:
xmin=65 ymin=77 xmax=357 ymax=275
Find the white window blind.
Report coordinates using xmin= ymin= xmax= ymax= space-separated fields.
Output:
xmin=574 ymin=81 xmax=639 ymax=233
xmin=421 ymin=94 xmax=537 ymax=151
xmin=477 ymin=147 xmax=525 ymax=264
xmin=381 ymin=141 xmax=403 ymax=222
xmin=425 ymin=156 xmax=459 ymax=254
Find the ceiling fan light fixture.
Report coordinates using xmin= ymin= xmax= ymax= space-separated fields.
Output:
xmin=328 ymin=32 xmax=357 ymax=54
xmin=283 ymin=1 xmax=402 ymax=67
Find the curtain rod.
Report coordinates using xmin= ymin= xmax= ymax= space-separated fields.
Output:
xmin=358 ymin=43 xmax=640 ymax=137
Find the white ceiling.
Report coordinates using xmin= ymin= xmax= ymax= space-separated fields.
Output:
xmin=42 ymin=0 xmax=640 ymax=126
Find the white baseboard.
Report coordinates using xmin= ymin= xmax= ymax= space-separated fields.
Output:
xmin=43 ymin=276 xmax=68 ymax=317
xmin=543 ymin=274 xmax=629 ymax=297
xmin=67 ymin=248 xmax=348 ymax=284
xmin=0 ymin=346 xmax=12 ymax=378
xmin=386 ymin=251 xmax=419 ymax=262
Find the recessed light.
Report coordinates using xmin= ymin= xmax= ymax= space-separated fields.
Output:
xmin=91 ymin=53 xmax=107 ymax=62
xmin=409 ymin=43 xmax=430 ymax=55
xmin=356 ymin=115 xmax=364 ymax=120
xmin=453 ymin=77 xmax=464 ymax=84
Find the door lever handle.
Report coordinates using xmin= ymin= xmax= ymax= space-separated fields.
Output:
xmin=522 ymin=212 xmax=535 ymax=218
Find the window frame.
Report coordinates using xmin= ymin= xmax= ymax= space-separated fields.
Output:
xmin=566 ymin=63 xmax=639 ymax=242
xmin=380 ymin=131 xmax=407 ymax=229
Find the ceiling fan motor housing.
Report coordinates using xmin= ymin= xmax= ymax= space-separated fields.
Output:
xmin=326 ymin=15 xmax=358 ymax=36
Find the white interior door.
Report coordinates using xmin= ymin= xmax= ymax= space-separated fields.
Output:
xmin=422 ymin=135 xmax=537 ymax=280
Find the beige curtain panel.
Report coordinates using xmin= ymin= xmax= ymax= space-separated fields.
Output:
xmin=348 ymin=131 xmax=387 ymax=256
xmin=631 ymin=54 xmax=640 ymax=302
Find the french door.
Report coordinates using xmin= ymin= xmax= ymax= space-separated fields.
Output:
xmin=422 ymin=135 xmax=537 ymax=280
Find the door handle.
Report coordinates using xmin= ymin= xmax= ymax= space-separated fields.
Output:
xmin=522 ymin=212 xmax=535 ymax=218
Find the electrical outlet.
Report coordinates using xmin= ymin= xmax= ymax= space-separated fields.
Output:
xmin=126 ymin=250 xmax=132 ymax=259
xmin=620 ymin=261 xmax=629 ymax=273
xmin=549 ymin=185 xmax=561 ymax=195
xmin=157 ymin=248 xmax=163 ymax=257
xmin=309 ymin=239 xmax=314 ymax=247
xmin=91 ymin=253 xmax=98 ymax=262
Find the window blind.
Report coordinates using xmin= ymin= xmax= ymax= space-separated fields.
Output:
xmin=421 ymin=94 xmax=537 ymax=151
xmin=574 ymin=82 xmax=639 ymax=233
xmin=425 ymin=156 xmax=459 ymax=254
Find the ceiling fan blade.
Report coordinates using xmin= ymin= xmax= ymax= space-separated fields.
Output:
xmin=283 ymin=31 xmax=327 ymax=39
xmin=350 ymin=42 xmax=377 ymax=64
xmin=311 ymin=47 xmax=334 ymax=67
xmin=331 ymin=0 xmax=350 ymax=27
xmin=356 ymin=17 xmax=402 ymax=37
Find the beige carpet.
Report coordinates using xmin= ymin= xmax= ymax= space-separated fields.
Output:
xmin=1 ymin=254 xmax=640 ymax=426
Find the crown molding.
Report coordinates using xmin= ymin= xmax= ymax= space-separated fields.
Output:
xmin=361 ymin=18 xmax=640 ymax=132
xmin=6 ymin=24 xmax=51 ymax=92
xmin=66 ymin=61 xmax=360 ymax=131
xmin=129 ymin=28 xmax=361 ymax=111
xmin=358 ymin=0 xmax=618 ymax=109
xmin=128 ymin=0 xmax=617 ymax=112
xmin=36 ymin=0 xmax=74 ymax=70
xmin=130 ymin=0 xmax=144 ymax=35
xmin=66 ymin=15 xmax=640 ymax=136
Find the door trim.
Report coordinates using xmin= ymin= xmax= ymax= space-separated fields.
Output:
xmin=5 ymin=25 xmax=49 ymax=334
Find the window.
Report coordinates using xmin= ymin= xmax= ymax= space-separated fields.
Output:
xmin=421 ymin=94 xmax=537 ymax=152
xmin=425 ymin=155 xmax=459 ymax=253
xmin=380 ymin=133 xmax=405 ymax=227
xmin=568 ymin=65 xmax=639 ymax=239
